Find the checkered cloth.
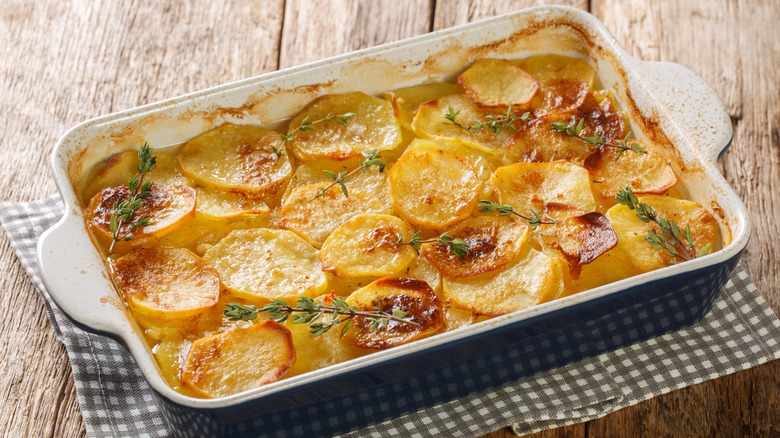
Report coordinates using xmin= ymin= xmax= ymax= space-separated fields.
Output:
xmin=1 ymin=196 xmax=778 ymax=438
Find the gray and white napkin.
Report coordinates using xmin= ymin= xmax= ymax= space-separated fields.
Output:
xmin=1 ymin=196 xmax=778 ymax=438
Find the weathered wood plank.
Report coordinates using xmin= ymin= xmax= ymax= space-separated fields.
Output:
xmin=0 ymin=1 xmax=284 ymax=437
xmin=432 ymin=0 xmax=587 ymax=28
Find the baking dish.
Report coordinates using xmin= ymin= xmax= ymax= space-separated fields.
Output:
xmin=37 ymin=5 xmax=749 ymax=437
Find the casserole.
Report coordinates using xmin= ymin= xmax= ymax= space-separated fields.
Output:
xmin=37 ymin=5 xmax=749 ymax=437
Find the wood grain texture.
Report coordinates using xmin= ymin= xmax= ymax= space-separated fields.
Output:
xmin=0 ymin=1 xmax=776 ymax=437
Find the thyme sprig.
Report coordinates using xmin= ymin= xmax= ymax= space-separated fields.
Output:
xmin=316 ymin=149 xmax=385 ymax=198
xmin=108 ymin=143 xmax=156 ymax=253
xmin=477 ymin=200 xmax=558 ymax=230
xmin=276 ymin=112 xmax=356 ymax=162
xmin=394 ymin=231 xmax=471 ymax=259
xmin=444 ymin=104 xmax=531 ymax=135
xmin=551 ymin=118 xmax=647 ymax=160
xmin=223 ymin=296 xmax=419 ymax=338
xmin=616 ymin=187 xmax=711 ymax=262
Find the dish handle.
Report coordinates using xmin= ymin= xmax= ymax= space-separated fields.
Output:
xmin=37 ymin=211 xmax=128 ymax=336
xmin=633 ymin=61 xmax=733 ymax=164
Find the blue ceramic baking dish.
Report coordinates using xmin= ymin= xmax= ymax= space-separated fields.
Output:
xmin=37 ymin=6 xmax=749 ymax=437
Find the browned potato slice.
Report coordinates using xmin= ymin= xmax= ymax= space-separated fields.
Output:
xmin=517 ymin=54 xmax=595 ymax=115
xmin=491 ymin=161 xmax=596 ymax=220
xmin=114 ymin=247 xmax=220 ymax=319
xmin=538 ymin=212 xmax=618 ymax=278
xmin=607 ymin=195 xmax=718 ymax=272
xmin=411 ymin=94 xmax=515 ymax=154
xmin=181 ymin=321 xmax=295 ymax=398
xmin=87 ymin=184 xmax=197 ymax=248
xmin=203 ymin=229 xmax=327 ymax=302
xmin=458 ymin=58 xmax=538 ymax=110
xmin=405 ymin=138 xmax=502 ymax=183
xmin=503 ymin=115 xmax=593 ymax=164
xmin=421 ymin=216 xmax=528 ymax=278
xmin=442 ymin=247 xmax=564 ymax=316
xmin=571 ymin=91 xmax=630 ymax=143
xmin=320 ymin=214 xmax=417 ymax=278
xmin=389 ymin=149 xmax=483 ymax=229
xmin=287 ymin=92 xmax=402 ymax=162
xmin=196 ymin=188 xmax=270 ymax=219
xmin=178 ymin=123 xmax=293 ymax=196
xmin=83 ymin=152 xmax=190 ymax=202
xmin=341 ymin=277 xmax=444 ymax=350
xmin=584 ymin=143 xmax=677 ymax=202
xmin=278 ymin=183 xmax=390 ymax=248
xmin=383 ymin=82 xmax=462 ymax=130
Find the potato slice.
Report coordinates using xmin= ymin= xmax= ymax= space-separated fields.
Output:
xmin=570 ymin=91 xmax=630 ymax=143
xmin=114 ymin=247 xmax=220 ymax=319
xmin=584 ymin=143 xmax=677 ymax=202
xmin=389 ymin=149 xmax=482 ymax=229
xmin=87 ymin=184 xmax=197 ymax=248
xmin=178 ymin=123 xmax=293 ymax=196
xmin=503 ymin=114 xmax=593 ymax=164
xmin=607 ymin=195 xmax=718 ymax=272
xmin=563 ymin=245 xmax=642 ymax=294
xmin=157 ymin=214 xmax=277 ymax=255
xmin=443 ymin=247 xmax=563 ymax=316
xmin=405 ymin=138 xmax=502 ymax=183
xmin=517 ymin=54 xmax=595 ymax=115
xmin=458 ymin=58 xmax=538 ymax=110
xmin=196 ymin=188 xmax=270 ymax=219
xmin=383 ymin=82 xmax=462 ymax=130
xmin=320 ymin=214 xmax=417 ymax=278
xmin=491 ymin=161 xmax=596 ymax=220
xmin=421 ymin=216 xmax=528 ymax=278
xmin=341 ymin=277 xmax=444 ymax=350
xmin=324 ymin=254 xmax=442 ymax=297
xmin=287 ymin=92 xmax=402 ymax=162
xmin=538 ymin=212 xmax=618 ymax=278
xmin=83 ymin=152 xmax=190 ymax=202
xmin=411 ymin=94 xmax=515 ymax=154
xmin=278 ymin=183 xmax=390 ymax=248
xmin=181 ymin=321 xmax=295 ymax=398
xmin=203 ymin=229 xmax=327 ymax=302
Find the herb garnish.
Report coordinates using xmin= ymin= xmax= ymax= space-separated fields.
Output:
xmin=276 ymin=112 xmax=356 ymax=162
xmin=444 ymin=104 xmax=531 ymax=135
xmin=616 ymin=187 xmax=711 ymax=261
xmin=477 ymin=200 xmax=558 ymax=230
xmin=108 ymin=143 xmax=156 ymax=253
xmin=223 ymin=295 xmax=419 ymax=338
xmin=551 ymin=118 xmax=647 ymax=160
xmin=394 ymin=231 xmax=471 ymax=259
xmin=316 ymin=149 xmax=386 ymax=198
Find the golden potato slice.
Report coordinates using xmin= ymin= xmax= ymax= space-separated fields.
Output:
xmin=196 ymin=188 xmax=270 ymax=219
xmin=113 ymin=247 xmax=220 ymax=319
xmin=324 ymin=254 xmax=442 ymax=297
xmin=405 ymin=138 xmax=502 ymax=183
xmin=320 ymin=214 xmax=417 ymax=278
xmin=571 ymin=91 xmax=630 ymax=143
xmin=503 ymin=114 xmax=593 ymax=164
xmin=442 ymin=247 xmax=563 ymax=316
xmin=157 ymin=214 xmax=277 ymax=255
xmin=421 ymin=216 xmax=528 ymax=278
xmin=516 ymin=54 xmax=595 ymax=115
xmin=154 ymin=333 xmax=189 ymax=392
xmin=607 ymin=195 xmax=718 ymax=272
xmin=341 ymin=277 xmax=444 ymax=350
xmin=411 ymin=94 xmax=516 ymax=154
xmin=87 ymin=184 xmax=197 ymax=248
xmin=389 ymin=149 xmax=482 ymax=229
xmin=538 ymin=212 xmax=618 ymax=278
xmin=287 ymin=92 xmax=402 ymax=162
xmin=584 ymin=143 xmax=677 ymax=202
xmin=278 ymin=183 xmax=390 ymax=248
xmin=383 ymin=82 xmax=462 ymax=130
xmin=178 ymin=123 xmax=293 ymax=196
xmin=491 ymin=161 xmax=596 ymax=220
xmin=457 ymin=58 xmax=539 ymax=111
xmin=181 ymin=321 xmax=295 ymax=398
xmin=203 ymin=229 xmax=327 ymax=302
xmin=83 ymin=152 xmax=190 ymax=202
xmin=563 ymin=245 xmax=642 ymax=294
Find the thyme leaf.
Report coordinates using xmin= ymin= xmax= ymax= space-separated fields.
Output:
xmin=316 ymin=149 xmax=385 ymax=198
xmin=551 ymin=118 xmax=647 ymax=160
xmin=394 ymin=230 xmax=471 ymax=259
xmin=444 ymin=104 xmax=531 ymax=134
xmin=477 ymin=200 xmax=558 ymax=230
xmin=108 ymin=142 xmax=156 ymax=253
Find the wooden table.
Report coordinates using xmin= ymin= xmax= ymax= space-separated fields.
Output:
xmin=1 ymin=1 xmax=777 ymax=436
